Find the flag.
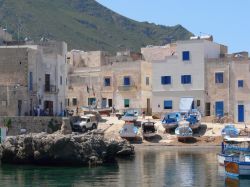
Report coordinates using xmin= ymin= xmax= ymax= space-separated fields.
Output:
xmin=92 ymin=85 xmax=95 ymax=96
xmin=87 ymin=85 xmax=89 ymax=93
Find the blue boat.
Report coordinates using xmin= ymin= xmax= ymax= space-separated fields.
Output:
xmin=162 ymin=112 xmax=181 ymax=131
xmin=185 ymin=109 xmax=201 ymax=131
xmin=221 ymin=124 xmax=240 ymax=138
xmin=223 ymin=137 xmax=250 ymax=177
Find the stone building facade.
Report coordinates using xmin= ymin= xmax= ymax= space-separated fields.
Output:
xmin=205 ymin=52 xmax=250 ymax=123
xmin=0 ymin=41 xmax=68 ymax=116
xmin=67 ymin=50 xmax=152 ymax=114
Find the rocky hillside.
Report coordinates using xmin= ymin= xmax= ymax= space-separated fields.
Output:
xmin=0 ymin=0 xmax=192 ymax=51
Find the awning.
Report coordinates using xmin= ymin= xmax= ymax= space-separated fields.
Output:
xmin=179 ymin=97 xmax=194 ymax=113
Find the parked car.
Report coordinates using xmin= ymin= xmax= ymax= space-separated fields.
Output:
xmin=72 ymin=114 xmax=98 ymax=132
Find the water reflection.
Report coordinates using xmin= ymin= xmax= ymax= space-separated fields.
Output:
xmin=1 ymin=147 xmax=250 ymax=186
xmin=225 ymin=177 xmax=250 ymax=187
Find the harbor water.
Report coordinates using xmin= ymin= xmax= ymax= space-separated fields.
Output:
xmin=0 ymin=146 xmax=249 ymax=187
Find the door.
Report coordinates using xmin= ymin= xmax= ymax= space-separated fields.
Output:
xmin=108 ymin=99 xmax=112 ymax=107
xmin=147 ymin=98 xmax=151 ymax=115
xmin=215 ymin=101 xmax=224 ymax=117
xmin=238 ymin=105 xmax=244 ymax=122
xmin=44 ymin=101 xmax=53 ymax=116
xmin=205 ymin=103 xmax=211 ymax=116
xmin=102 ymin=98 xmax=107 ymax=108
xmin=18 ymin=100 xmax=22 ymax=116
xmin=45 ymin=74 xmax=50 ymax=92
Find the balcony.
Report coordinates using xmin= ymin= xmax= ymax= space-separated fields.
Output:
xmin=118 ymin=84 xmax=137 ymax=92
xmin=44 ymin=85 xmax=59 ymax=94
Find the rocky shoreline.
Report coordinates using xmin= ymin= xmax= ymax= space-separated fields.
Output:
xmin=0 ymin=131 xmax=134 ymax=166
xmin=0 ymin=118 xmax=135 ymax=166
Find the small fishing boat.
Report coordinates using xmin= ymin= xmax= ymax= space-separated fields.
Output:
xmin=175 ymin=121 xmax=193 ymax=141
xmin=119 ymin=122 xmax=140 ymax=140
xmin=162 ymin=112 xmax=181 ymax=131
xmin=223 ymin=137 xmax=250 ymax=177
xmin=185 ymin=109 xmax=201 ymax=131
xmin=121 ymin=110 xmax=138 ymax=122
xmin=142 ymin=121 xmax=156 ymax=139
xmin=221 ymin=124 xmax=240 ymax=138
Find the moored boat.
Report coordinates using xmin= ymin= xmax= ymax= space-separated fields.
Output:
xmin=223 ymin=137 xmax=250 ymax=177
xmin=217 ymin=138 xmax=240 ymax=166
xmin=175 ymin=120 xmax=193 ymax=141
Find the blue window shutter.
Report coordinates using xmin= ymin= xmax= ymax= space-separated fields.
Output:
xmin=182 ymin=51 xmax=190 ymax=61
xmin=161 ymin=76 xmax=171 ymax=85
xmin=215 ymin=72 xmax=223 ymax=83
xmin=161 ymin=76 xmax=165 ymax=84
xmin=124 ymin=77 xmax=130 ymax=86
xmin=164 ymin=100 xmax=173 ymax=109
xmin=238 ymin=80 xmax=244 ymax=88
xmin=181 ymin=75 xmax=191 ymax=84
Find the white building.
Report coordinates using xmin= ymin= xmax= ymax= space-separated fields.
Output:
xmin=143 ymin=36 xmax=228 ymax=115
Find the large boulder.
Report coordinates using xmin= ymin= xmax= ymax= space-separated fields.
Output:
xmin=0 ymin=131 xmax=134 ymax=166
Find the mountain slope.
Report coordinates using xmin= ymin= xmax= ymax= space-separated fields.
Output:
xmin=0 ymin=0 xmax=193 ymax=51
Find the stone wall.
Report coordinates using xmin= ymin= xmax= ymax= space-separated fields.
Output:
xmin=0 ymin=116 xmax=63 ymax=136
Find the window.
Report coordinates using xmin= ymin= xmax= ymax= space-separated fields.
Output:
xmin=124 ymin=76 xmax=130 ymax=86
xmin=72 ymin=98 xmax=77 ymax=106
xmin=60 ymin=76 xmax=63 ymax=85
xmin=182 ymin=51 xmax=190 ymax=61
xmin=181 ymin=75 xmax=191 ymax=84
xmin=197 ymin=100 xmax=200 ymax=107
xmin=161 ymin=76 xmax=171 ymax=85
xmin=29 ymin=72 xmax=33 ymax=91
xmin=238 ymin=80 xmax=244 ymax=88
xmin=215 ymin=72 xmax=223 ymax=83
xmin=104 ymin=77 xmax=111 ymax=86
xmin=164 ymin=100 xmax=172 ymax=109
xmin=146 ymin=77 xmax=150 ymax=85
xmin=88 ymin=98 xmax=96 ymax=106
xmin=124 ymin=99 xmax=130 ymax=108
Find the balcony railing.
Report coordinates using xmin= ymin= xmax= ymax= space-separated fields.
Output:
xmin=118 ymin=84 xmax=137 ymax=91
xmin=44 ymin=85 xmax=58 ymax=94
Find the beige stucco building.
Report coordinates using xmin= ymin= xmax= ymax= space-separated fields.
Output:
xmin=67 ymin=50 xmax=152 ymax=114
xmin=205 ymin=52 xmax=250 ymax=123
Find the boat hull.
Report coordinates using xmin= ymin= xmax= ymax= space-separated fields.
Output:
xmin=225 ymin=161 xmax=250 ymax=177
xmin=177 ymin=135 xmax=193 ymax=141
xmin=189 ymin=122 xmax=201 ymax=131
xmin=217 ymin=153 xmax=239 ymax=166
xmin=162 ymin=123 xmax=178 ymax=130
xmin=143 ymin=133 xmax=156 ymax=138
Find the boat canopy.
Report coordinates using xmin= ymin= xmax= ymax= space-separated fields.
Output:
xmin=179 ymin=97 xmax=194 ymax=113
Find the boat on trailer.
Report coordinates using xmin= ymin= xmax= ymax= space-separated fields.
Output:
xmin=175 ymin=121 xmax=193 ymax=141
xmin=223 ymin=137 xmax=250 ymax=177
xmin=142 ymin=121 xmax=156 ymax=139
xmin=162 ymin=112 xmax=181 ymax=131
xmin=119 ymin=122 xmax=140 ymax=140
xmin=185 ymin=109 xmax=201 ymax=131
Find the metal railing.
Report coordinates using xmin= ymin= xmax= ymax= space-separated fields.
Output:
xmin=44 ymin=85 xmax=58 ymax=93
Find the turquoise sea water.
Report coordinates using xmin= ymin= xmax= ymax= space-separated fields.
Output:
xmin=0 ymin=146 xmax=249 ymax=187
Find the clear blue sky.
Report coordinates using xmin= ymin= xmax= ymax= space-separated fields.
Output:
xmin=97 ymin=0 xmax=250 ymax=53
